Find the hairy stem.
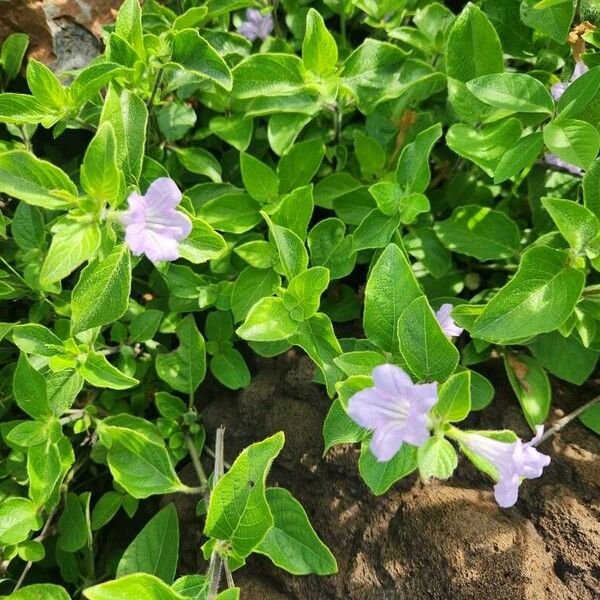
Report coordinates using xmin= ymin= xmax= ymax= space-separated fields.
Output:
xmin=184 ymin=432 xmax=211 ymax=505
xmin=538 ymin=395 xmax=599 ymax=444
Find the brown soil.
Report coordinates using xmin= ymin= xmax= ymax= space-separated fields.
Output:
xmin=175 ymin=351 xmax=600 ymax=600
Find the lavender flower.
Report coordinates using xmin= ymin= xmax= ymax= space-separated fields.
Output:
xmin=120 ymin=177 xmax=192 ymax=263
xmin=460 ymin=426 xmax=551 ymax=508
xmin=546 ymin=61 xmax=588 ymax=175
xmin=435 ymin=303 xmax=463 ymax=338
xmin=236 ymin=9 xmax=273 ymax=41
xmin=347 ymin=364 xmax=438 ymax=462
xmin=551 ymin=60 xmax=588 ymax=101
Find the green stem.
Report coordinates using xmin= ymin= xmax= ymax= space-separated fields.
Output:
xmin=184 ymin=432 xmax=211 ymax=505
xmin=0 ymin=256 xmax=60 ymax=311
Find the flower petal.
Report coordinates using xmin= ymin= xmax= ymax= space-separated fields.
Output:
xmin=372 ymin=364 xmax=412 ymax=397
xmin=347 ymin=388 xmax=396 ymax=430
xmin=144 ymin=177 xmax=182 ymax=210
xmin=370 ymin=424 xmax=405 ymax=462
xmin=493 ymin=474 xmax=520 ymax=508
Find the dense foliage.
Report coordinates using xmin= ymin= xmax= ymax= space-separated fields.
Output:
xmin=0 ymin=0 xmax=599 ymax=598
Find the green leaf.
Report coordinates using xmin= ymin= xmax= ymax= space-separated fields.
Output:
xmin=28 ymin=440 xmax=62 ymax=506
xmin=13 ymin=352 xmax=50 ymax=420
xmin=155 ymin=315 xmax=206 ymax=394
xmin=157 ymin=102 xmax=197 ymax=143
xmin=71 ymin=245 xmax=131 ymax=334
xmin=98 ymin=425 xmax=186 ymax=499
xmin=494 ymin=132 xmax=545 ymax=183
xmin=84 ymin=574 xmax=187 ymax=600
xmin=272 ymin=185 xmax=314 ymax=239
xmin=81 ymin=122 xmax=121 ymax=204
xmin=504 ymin=353 xmax=551 ymax=429
xmin=267 ymin=219 xmax=309 ymax=280
xmin=446 ymin=118 xmax=523 ymax=177
xmin=171 ymin=30 xmax=232 ymax=91
xmin=528 ymin=331 xmax=598 ymax=385
xmin=197 ymin=193 xmax=260 ymax=233
xmin=9 ymin=584 xmax=70 ymax=600
xmin=240 ymin=152 xmax=279 ymax=204
xmin=467 ymin=73 xmax=553 ymax=114
xmin=471 ymin=246 xmax=584 ymax=344
xmin=445 ymin=2 xmax=504 ymax=82
xmin=57 ymin=492 xmax=88 ymax=552
xmin=302 ymin=8 xmax=338 ymax=77
xmin=520 ymin=0 xmax=575 ymax=43
xmin=0 ymin=497 xmax=41 ymax=545
xmin=358 ymin=443 xmax=417 ymax=495
xmin=579 ymin=403 xmax=600 ymax=435
xmin=70 ymin=62 xmax=130 ymax=106
xmin=435 ymin=371 xmax=471 ymax=422
xmin=363 ymin=244 xmax=422 ymax=353
xmin=205 ymin=432 xmax=285 ymax=558
xmin=209 ymin=115 xmax=253 ymax=151
xmin=542 ymin=197 xmax=600 ymax=253
xmin=268 ymin=113 xmax=311 ymax=156
xmin=404 ymin=227 xmax=452 ymax=279
xmin=100 ymin=85 xmax=148 ymax=183
xmin=46 ymin=369 xmax=83 ymax=416
xmin=398 ymin=295 xmax=460 ymax=383
xmin=396 ymin=123 xmax=443 ymax=193
xmin=117 ymin=504 xmax=179 ymax=584
xmin=114 ymin=0 xmax=144 ymax=57
xmin=256 ymin=488 xmax=337 ymax=575
xmin=308 ymin=218 xmax=355 ymax=280
xmin=91 ymin=491 xmax=123 ymax=531
xmin=291 ymin=313 xmax=342 ymax=396
xmin=417 ymin=437 xmax=457 ymax=481
xmin=179 ymin=217 xmax=226 ymax=264
xmin=232 ymin=54 xmax=307 ymax=99
xmin=174 ymin=147 xmax=222 ymax=183
xmin=231 ymin=267 xmax=280 ymax=322
xmin=433 ymin=205 xmax=521 ymax=261
xmin=0 ymin=93 xmax=46 ymax=125
xmin=351 ymin=209 xmax=401 ymax=252
xmin=341 ymin=39 xmax=407 ymax=113
xmin=236 ymin=297 xmax=298 ymax=342
xmin=210 ymin=348 xmax=251 ymax=390
xmin=283 ymin=267 xmax=330 ymax=321
xmin=323 ymin=398 xmax=365 ymax=453
xmin=12 ymin=323 xmax=63 ymax=357
xmin=277 ymin=138 xmax=325 ymax=194
xmin=544 ymin=118 xmax=600 ymax=170
xmin=354 ymin=131 xmax=386 ymax=179
xmin=79 ymin=353 xmax=139 ymax=390
xmin=129 ymin=310 xmax=163 ymax=342
xmin=1 ymin=32 xmax=29 ymax=82
xmin=26 ymin=59 xmax=68 ymax=113
xmin=40 ymin=221 xmax=101 ymax=286
xmin=0 ymin=150 xmax=76 ymax=209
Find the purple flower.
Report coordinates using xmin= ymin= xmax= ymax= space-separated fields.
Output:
xmin=435 ymin=303 xmax=463 ymax=338
xmin=461 ymin=426 xmax=551 ymax=508
xmin=551 ymin=60 xmax=588 ymax=101
xmin=347 ymin=364 xmax=438 ymax=462
xmin=544 ymin=153 xmax=584 ymax=176
xmin=236 ymin=9 xmax=273 ymax=41
xmin=120 ymin=177 xmax=192 ymax=263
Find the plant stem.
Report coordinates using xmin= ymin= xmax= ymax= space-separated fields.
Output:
xmin=147 ymin=67 xmax=164 ymax=110
xmin=207 ymin=427 xmax=226 ymax=600
xmin=537 ymin=396 xmax=600 ymax=444
xmin=0 ymin=256 xmax=59 ymax=311
xmin=184 ymin=432 xmax=210 ymax=505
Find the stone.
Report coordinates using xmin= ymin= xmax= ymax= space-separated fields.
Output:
xmin=0 ymin=0 xmax=124 ymax=73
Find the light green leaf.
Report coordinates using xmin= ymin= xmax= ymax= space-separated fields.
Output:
xmin=396 ymin=123 xmax=443 ymax=193
xmin=1 ymin=32 xmax=29 ymax=82
xmin=13 ymin=352 xmax=50 ymax=420
xmin=9 ymin=584 xmax=70 ymax=600
xmin=544 ymin=118 xmax=600 ymax=170
xmin=435 ymin=371 xmax=471 ymax=422
xmin=494 ymin=132 xmax=545 ymax=183
xmin=0 ymin=151 xmax=76 ymax=209
xmin=283 ymin=267 xmax=330 ymax=321
xmin=210 ymin=348 xmax=251 ymax=390
xmin=358 ymin=443 xmax=417 ymax=495
xmin=541 ymin=197 xmax=599 ymax=253
xmin=236 ymin=297 xmax=298 ymax=342
xmin=84 ymin=574 xmax=187 ymax=600
xmin=231 ymin=267 xmax=280 ymax=322
xmin=256 ymin=488 xmax=337 ymax=575
xmin=57 ymin=492 xmax=88 ymax=552
xmin=198 ymin=193 xmax=260 ymax=233
xmin=471 ymin=246 xmax=585 ymax=343
xmin=240 ymin=152 xmax=279 ymax=204
xmin=205 ymin=432 xmax=285 ymax=558
xmin=98 ymin=425 xmax=186 ymax=499
xmin=302 ymin=8 xmax=338 ymax=77
xmin=0 ymin=497 xmax=41 ymax=545
xmin=81 ymin=122 xmax=121 ymax=204
xmin=179 ymin=217 xmax=226 ymax=264
xmin=71 ymin=245 xmax=131 ymax=334
xmin=398 ymin=295 xmax=460 ymax=383
xmin=417 ymin=437 xmax=457 ymax=481
xmin=363 ymin=244 xmax=422 ymax=353
xmin=12 ymin=324 xmax=63 ymax=357
xmin=79 ymin=353 xmax=139 ymax=390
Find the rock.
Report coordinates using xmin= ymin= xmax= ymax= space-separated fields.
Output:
xmin=0 ymin=0 xmax=123 ymax=73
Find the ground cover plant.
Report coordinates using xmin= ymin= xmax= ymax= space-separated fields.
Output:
xmin=0 ymin=0 xmax=599 ymax=598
